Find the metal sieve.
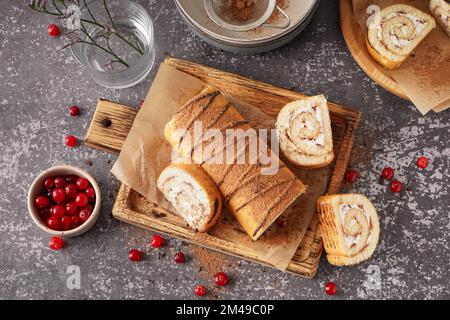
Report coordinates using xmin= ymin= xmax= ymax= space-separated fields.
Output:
xmin=204 ymin=0 xmax=290 ymax=32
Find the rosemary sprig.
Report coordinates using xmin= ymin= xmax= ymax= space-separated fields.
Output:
xmin=28 ymin=0 xmax=143 ymax=68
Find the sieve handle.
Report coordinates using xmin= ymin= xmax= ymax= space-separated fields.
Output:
xmin=261 ymin=5 xmax=290 ymax=29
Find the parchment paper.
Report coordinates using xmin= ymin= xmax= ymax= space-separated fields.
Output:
xmin=353 ymin=0 xmax=450 ymax=114
xmin=111 ymin=63 xmax=331 ymax=271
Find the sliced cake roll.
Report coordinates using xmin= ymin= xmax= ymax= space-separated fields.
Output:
xmin=317 ymin=194 xmax=380 ymax=266
xmin=275 ymin=95 xmax=334 ymax=169
xmin=430 ymin=0 xmax=450 ymax=37
xmin=164 ymin=87 xmax=307 ymax=241
xmin=367 ymin=4 xmax=436 ymax=69
xmin=157 ymin=164 xmax=222 ymax=232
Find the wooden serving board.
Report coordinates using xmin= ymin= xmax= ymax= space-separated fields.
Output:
xmin=84 ymin=57 xmax=361 ymax=278
xmin=339 ymin=0 xmax=408 ymax=100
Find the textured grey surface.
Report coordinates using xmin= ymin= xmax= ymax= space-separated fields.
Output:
xmin=0 ymin=0 xmax=449 ymax=300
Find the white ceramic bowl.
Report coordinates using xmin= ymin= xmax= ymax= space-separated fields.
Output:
xmin=27 ymin=165 xmax=102 ymax=237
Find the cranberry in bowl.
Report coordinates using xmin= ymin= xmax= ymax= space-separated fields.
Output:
xmin=27 ymin=165 xmax=101 ymax=237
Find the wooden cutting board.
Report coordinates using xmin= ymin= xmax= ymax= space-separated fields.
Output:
xmin=84 ymin=57 xmax=361 ymax=278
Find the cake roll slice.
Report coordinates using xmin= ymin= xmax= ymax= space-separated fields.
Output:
xmin=430 ymin=0 xmax=450 ymax=37
xmin=275 ymin=95 xmax=334 ymax=169
xmin=317 ymin=194 xmax=380 ymax=266
xmin=157 ymin=164 xmax=222 ymax=232
xmin=366 ymin=4 xmax=436 ymax=69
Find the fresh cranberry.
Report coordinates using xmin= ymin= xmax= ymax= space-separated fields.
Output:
xmin=138 ymin=100 xmax=144 ymax=108
xmin=35 ymin=195 xmax=50 ymax=209
xmin=84 ymin=204 xmax=94 ymax=213
xmin=61 ymin=216 xmax=72 ymax=230
xmin=65 ymin=135 xmax=77 ymax=147
xmin=46 ymin=216 xmax=61 ymax=230
xmin=54 ymin=176 xmax=66 ymax=188
xmin=275 ymin=216 xmax=286 ymax=227
xmin=174 ymin=252 xmax=185 ymax=263
xmin=64 ymin=184 xmax=77 ymax=199
xmin=44 ymin=177 xmax=55 ymax=189
xmin=47 ymin=24 xmax=60 ymax=37
xmin=214 ymin=272 xmax=229 ymax=286
xmin=381 ymin=167 xmax=394 ymax=180
xmin=344 ymin=169 xmax=358 ymax=183
xmin=76 ymin=177 xmax=89 ymax=190
xmin=69 ymin=105 xmax=80 ymax=117
xmin=51 ymin=188 xmax=66 ymax=203
xmin=65 ymin=202 xmax=78 ymax=216
xmin=150 ymin=235 xmax=164 ymax=248
xmin=39 ymin=208 xmax=51 ymax=219
xmin=325 ymin=282 xmax=337 ymax=295
xmin=417 ymin=156 xmax=429 ymax=169
xmin=194 ymin=285 xmax=207 ymax=297
xmin=85 ymin=187 xmax=95 ymax=198
xmin=71 ymin=215 xmax=81 ymax=227
xmin=51 ymin=204 xmax=66 ymax=219
xmin=74 ymin=193 xmax=89 ymax=207
xmin=389 ymin=180 xmax=403 ymax=193
xmin=65 ymin=175 xmax=78 ymax=184
xmin=49 ymin=236 xmax=64 ymax=250
xmin=78 ymin=208 xmax=91 ymax=222
xmin=128 ymin=249 xmax=142 ymax=262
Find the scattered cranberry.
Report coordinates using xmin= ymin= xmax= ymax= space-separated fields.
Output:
xmin=194 ymin=285 xmax=207 ymax=297
xmin=417 ymin=156 xmax=429 ymax=169
xmin=61 ymin=216 xmax=72 ymax=230
xmin=74 ymin=192 xmax=89 ymax=207
xmin=65 ymin=202 xmax=78 ymax=216
xmin=138 ymin=100 xmax=144 ymax=108
xmin=275 ymin=216 xmax=286 ymax=227
xmin=51 ymin=204 xmax=66 ymax=219
xmin=47 ymin=24 xmax=60 ymax=37
xmin=49 ymin=236 xmax=64 ymax=250
xmin=78 ymin=208 xmax=91 ymax=222
xmin=46 ymin=216 xmax=61 ymax=230
xmin=51 ymin=188 xmax=66 ymax=203
xmin=344 ymin=169 xmax=358 ymax=183
xmin=65 ymin=184 xmax=77 ymax=199
xmin=35 ymin=195 xmax=50 ymax=209
xmin=65 ymin=135 xmax=77 ymax=148
xmin=174 ymin=252 xmax=185 ymax=263
xmin=76 ymin=177 xmax=89 ymax=190
xmin=44 ymin=177 xmax=55 ymax=189
xmin=128 ymin=249 xmax=142 ymax=262
xmin=389 ymin=180 xmax=403 ymax=193
xmin=69 ymin=105 xmax=80 ymax=117
xmin=214 ymin=272 xmax=229 ymax=287
xmin=150 ymin=235 xmax=164 ymax=248
xmin=325 ymin=282 xmax=337 ymax=296
xmin=54 ymin=176 xmax=66 ymax=188
xmin=85 ymin=187 xmax=95 ymax=198
xmin=381 ymin=167 xmax=394 ymax=180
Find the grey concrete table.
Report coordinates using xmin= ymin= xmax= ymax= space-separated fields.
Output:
xmin=0 ymin=0 xmax=448 ymax=300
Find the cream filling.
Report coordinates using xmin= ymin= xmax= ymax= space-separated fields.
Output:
xmin=285 ymin=103 xmax=325 ymax=148
xmin=339 ymin=203 xmax=373 ymax=249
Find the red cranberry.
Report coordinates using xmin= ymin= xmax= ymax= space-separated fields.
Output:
xmin=344 ymin=169 xmax=358 ymax=183
xmin=69 ymin=105 xmax=80 ymax=117
xmin=76 ymin=177 xmax=89 ymax=190
xmin=61 ymin=216 xmax=72 ymax=230
xmin=381 ymin=167 xmax=394 ymax=180
xmin=65 ymin=135 xmax=77 ymax=147
xmin=417 ymin=156 xmax=429 ymax=169
xmin=78 ymin=208 xmax=91 ymax=222
xmin=150 ymin=235 xmax=164 ymax=248
xmin=35 ymin=195 xmax=50 ymax=209
xmin=71 ymin=215 xmax=81 ymax=227
xmin=389 ymin=180 xmax=403 ymax=193
xmin=47 ymin=24 xmax=60 ymax=37
xmin=128 ymin=249 xmax=142 ymax=262
xmin=51 ymin=188 xmax=66 ymax=203
xmin=325 ymin=282 xmax=337 ymax=295
xmin=65 ymin=202 xmax=78 ymax=216
xmin=194 ymin=285 xmax=207 ymax=297
xmin=39 ymin=208 xmax=50 ymax=219
xmin=174 ymin=252 xmax=185 ymax=263
xmin=49 ymin=236 xmax=64 ymax=250
xmin=65 ymin=184 xmax=77 ymax=199
xmin=65 ymin=175 xmax=78 ymax=184
xmin=214 ymin=272 xmax=229 ymax=286
xmin=84 ymin=204 xmax=94 ymax=213
xmin=54 ymin=176 xmax=66 ymax=188
xmin=275 ymin=216 xmax=286 ymax=227
xmin=138 ymin=100 xmax=144 ymax=108
xmin=74 ymin=193 xmax=89 ymax=207
xmin=44 ymin=177 xmax=55 ymax=189
xmin=46 ymin=216 xmax=61 ymax=230
xmin=85 ymin=187 xmax=95 ymax=198
xmin=51 ymin=204 xmax=66 ymax=219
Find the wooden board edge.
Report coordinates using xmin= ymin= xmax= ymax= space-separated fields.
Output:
xmin=339 ymin=0 xmax=408 ymax=100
